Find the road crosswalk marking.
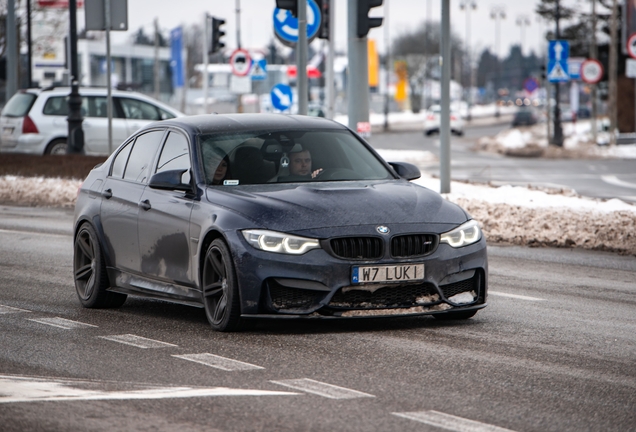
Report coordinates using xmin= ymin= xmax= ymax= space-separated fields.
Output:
xmin=0 ymin=304 xmax=31 ymax=314
xmin=173 ymin=353 xmax=264 ymax=371
xmin=393 ymin=410 xmax=517 ymax=432
xmin=28 ymin=317 xmax=97 ymax=330
xmin=270 ymin=378 xmax=375 ymax=399
xmin=98 ymin=334 xmax=178 ymax=349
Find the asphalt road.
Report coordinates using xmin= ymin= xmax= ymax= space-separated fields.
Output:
xmin=1 ymin=206 xmax=635 ymax=431
xmin=368 ymin=122 xmax=636 ymax=204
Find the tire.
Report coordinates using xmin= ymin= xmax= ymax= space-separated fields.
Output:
xmin=202 ymin=239 xmax=242 ymax=331
xmin=73 ymin=223 xmax=127 ymax=308
xmin=45 ymin=139 xmax=68 ymax=155
xmin=433 ymin=310 xmax=478 ymax=320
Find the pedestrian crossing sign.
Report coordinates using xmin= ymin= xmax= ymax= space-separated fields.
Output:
xmin=251 ymin=59 xmax=267 ymax=81
xmin=547 ymin=40 xmax=570 ymax=83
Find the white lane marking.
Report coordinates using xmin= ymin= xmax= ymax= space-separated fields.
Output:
xmin=270 ymin=378 xmax=375 ymax=399
xmin=488 ymin=291 xmax=545 ymax=301
xmin=0 ymin=228 xmax=69 ymax=238
xmin=601 ymin=175 xmax=636 ymax=190
xmin=98 ymin=334 xmax=178 ymax=349
xmin=393 ymin=410 xmax=517 ymax=432
xmin=0 ymin=375 xmax=297 ymax=403
xmin=28 ymin=317 xmax=98 ymax=330
xmin=0 ymin=304 xmax=31 ymax=314
xmin=173 ymin=353 xmax=264 ymax=371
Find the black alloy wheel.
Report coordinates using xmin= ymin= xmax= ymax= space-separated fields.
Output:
xmin=73 ymin=223 xmax=126 ymax=308
xmin=202 ymin=239 xmax=242 ymax=331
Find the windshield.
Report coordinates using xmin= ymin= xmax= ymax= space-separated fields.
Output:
xmin=1 ymin=92 xmax=37 ymax=117
xmin=198 ymin=128 xmax=394 ymax=186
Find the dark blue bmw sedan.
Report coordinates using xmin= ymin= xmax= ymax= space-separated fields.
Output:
xmin=73 ymin=114 xmax=487 ymax=331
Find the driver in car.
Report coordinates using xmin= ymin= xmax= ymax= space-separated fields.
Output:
xmin=289 ymin=148 xmax=323 ymax=179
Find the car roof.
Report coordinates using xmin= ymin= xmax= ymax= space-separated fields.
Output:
xmin=150 ymin=114 xmax=347 ymax=135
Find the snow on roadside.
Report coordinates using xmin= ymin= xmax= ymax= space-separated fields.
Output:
xmin=0 ymin=176 xmax=82 ymax=208
xmin=2 ymin=153 xmax=636 ymax=255
xmin=375 ymin=149 xmax=636 ymax=256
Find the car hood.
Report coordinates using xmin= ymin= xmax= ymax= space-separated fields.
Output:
xmin=205 ymin=180 xmax=468 ymax=232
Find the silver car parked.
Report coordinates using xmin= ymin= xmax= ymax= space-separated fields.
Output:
xmin=1 ymin=87 xmax=184 ymax=155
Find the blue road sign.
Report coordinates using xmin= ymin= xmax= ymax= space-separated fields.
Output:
xmin=170 ymin=26 xmax=184 ymax=88
xmin=547 ymin=40 xmax=570 ymax=83
xmin=271 ymin=83 xmax=293 ymax=111
xmin=273 ymin=0 xmax=321 ymax=44
xmin=251 ymin=58 xmax=267 ymax=81
xmin=523 ymin=77 xmax=539 ymax=93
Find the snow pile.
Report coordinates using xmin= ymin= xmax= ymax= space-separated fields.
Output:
xmin=475 ymin=119 xmax=636 ymax=159
xmin=2 ymin=164 xmax=636 ymax=255
xmin=0 ymin=176 xmax=82 ymax=208
xmin=375 ymin=149 xmax=636 ymax=256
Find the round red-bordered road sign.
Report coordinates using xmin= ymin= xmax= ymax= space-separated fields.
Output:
xmin=580 ymin=59 xmax=604 ymax=84
xmin=229 ymin=49 xmax=252 ymax=77
xmin=627 ymin=33 xmax=636 ymax=60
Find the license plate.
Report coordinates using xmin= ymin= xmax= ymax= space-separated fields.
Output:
xmin=352 ymin=263 xmax=424 ymax=284
xmin=2 ymin=127 xmax=14 ymax=137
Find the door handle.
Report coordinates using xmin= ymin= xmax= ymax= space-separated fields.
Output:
xmin=102 ymin=188 xmax=112 ymax=199
xmin=139 ymin=199 xmax=151 ymax=211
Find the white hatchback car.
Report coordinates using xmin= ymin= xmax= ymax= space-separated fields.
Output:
xmin=0 ymin=87 xmax=184 ymax=155
xmin=423 ymin=105 xmax=465 ymax=136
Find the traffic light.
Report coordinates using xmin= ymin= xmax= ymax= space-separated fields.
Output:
xmin=210 ymin=17 xmax=226 ymax=54
xmin=316 ymin=0 xmax=330 ymax=40
xmin=357 ymin=0 xmax=383 ymax=38
xmin=276 ymin=0 xmax=297 ymax=17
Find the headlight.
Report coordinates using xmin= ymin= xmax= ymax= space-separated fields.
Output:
xmin=440 ymin=220 xmax=482 ymax=248
xmin=242 ymin=230 xmax=321 ymax=255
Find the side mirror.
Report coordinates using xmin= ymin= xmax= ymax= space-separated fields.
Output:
xmin=149 ymin=169 xmax=192 ymax=192
xmin=388 ymin=162 xmax=421 ymax=181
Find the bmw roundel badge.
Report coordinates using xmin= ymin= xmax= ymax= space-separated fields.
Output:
xmin=376 ymin=226 xmax=390 ymax=234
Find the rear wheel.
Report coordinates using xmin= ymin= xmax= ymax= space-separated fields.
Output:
xmin=202 ymin=239 xmax=242 ymax=331
xmin=45 ymin=139 xmax=67 ymax=155
xmin=74 ymin=223 xmax=126 ymax=308
xmin=433 ymin=310 xmax=478 ymax=320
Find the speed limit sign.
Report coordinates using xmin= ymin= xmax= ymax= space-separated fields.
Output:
xmin=628 ymin=33 xmax=636 ymax=60
xmin=580 ymin=59 xmax=603 ymax=84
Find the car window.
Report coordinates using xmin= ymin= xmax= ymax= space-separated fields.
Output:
xmin=111 ymin=141 xmax=133 ymax=178
xmin=119 ymin=98 xmax=162 ymax=120
xmin=123 ymin=130 xmax=165 ymax=183
xmin=43 ymin=95 xmax=124 ymax=118
xmin=2 ymin=92 xmax=37 ymax=117
xmin=158 ymin=107 xmax=176 ymax=120
xmin=155 ymin=131 xmax=191 ymax=184
xmin=198 ymin=129 xmax=393 ymax=186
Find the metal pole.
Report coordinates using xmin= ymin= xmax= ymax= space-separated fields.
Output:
xmin=440 ymin=0 xmax=451 ymax=194
xmin=66 ymin=0 xmax=84 ymax=153
xmin=298 ymin=0 xmax=308 ymax=115
xmin=553 ymin=0 xmax=563 ymax=147
xmin=6 ymin=0 xmax=18 ymax=100
xmin=236 ymin=0 xmax=244 ymax=113
xmin=326 ymin=0 xmax=336 ymax=119
xmin=203 ymin=14 xmax=209 ymax=114
xmin=590 ymin=0 xmax=597 ymax=144
xmin=154 ymin=18 xmax=160 ymax=100
xmin=105 ymin=0 xmax=113 ymax=154
xmin=347 ymin=0 xmax=370 ymax=133
xmin=383 ymin=0 xmax=389 ymax=130
xmin=27 ymin=0 xmax=33 ymax=87
xmin=608 ymin=0 xmax=618 ymax=146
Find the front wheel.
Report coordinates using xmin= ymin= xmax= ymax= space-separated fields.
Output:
xmin=74 ymin=223 xmax=126 ymax=308
xmin=202 ymin=239 xmax=242 ymax=331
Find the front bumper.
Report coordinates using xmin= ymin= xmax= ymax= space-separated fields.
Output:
xmin=229 ymin=232 xmax=488 ymax=319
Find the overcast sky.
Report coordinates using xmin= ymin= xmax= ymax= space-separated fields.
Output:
xmin=110 ymin=0 xmax=572 ymax=59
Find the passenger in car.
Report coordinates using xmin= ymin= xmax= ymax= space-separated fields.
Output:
xmin=212 ymin=156 xmax=230 ymax=185
xmin=202 ymin=145 xmax=232 ymax=185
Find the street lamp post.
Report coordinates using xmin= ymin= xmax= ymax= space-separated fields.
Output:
xmin=491 ymin=5 xmax=506 ymax=118
xmin=516 ymin=15 xmax=531 ymax=55
xmin=460 ymin=0 xmax=477 ymax=122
